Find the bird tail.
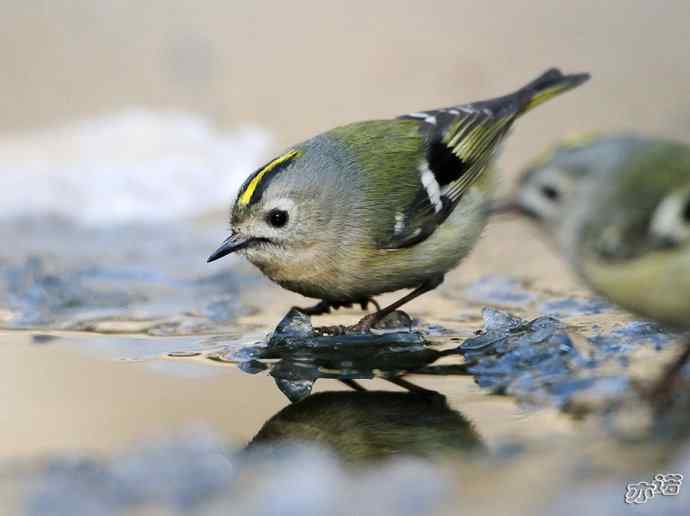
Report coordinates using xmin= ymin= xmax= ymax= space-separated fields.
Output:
xmin=513 ymin=68 xmax=590 ymax=115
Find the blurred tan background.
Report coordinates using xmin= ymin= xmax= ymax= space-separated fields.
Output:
xmin=3 ymin=0 xmax=690 ymax=177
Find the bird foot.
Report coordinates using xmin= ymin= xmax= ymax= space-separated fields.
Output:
xmin=295 ymin=300 xmax=333 ymax=316
xmin=313 ymin=325 xmax=350 ymax=336
xmin=347 ymin=310 xmax=413 ymax=334
xmin=296 ymin=298 xmax=380 ymax=317
xmin=360 ymin=298 xmax=381 ymax=312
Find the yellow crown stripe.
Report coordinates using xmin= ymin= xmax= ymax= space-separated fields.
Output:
xmin=238 ymin=149 xmax=300 ymax=206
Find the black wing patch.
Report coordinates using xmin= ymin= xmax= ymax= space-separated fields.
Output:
xmin=381 ymin=107 xmax=515 ymax=249
xmin=427 ymin=140 xmax=471 ymax=187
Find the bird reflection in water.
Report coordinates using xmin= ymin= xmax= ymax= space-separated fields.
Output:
xmin=249 ymin=390 xmax=485 ymax=463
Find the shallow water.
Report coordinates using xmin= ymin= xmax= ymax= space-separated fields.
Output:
xmin=3 ymin=324 xmax=689 ymax=516
xmin=2 ymin=214 xmax=690 ymax=514
xmin=4 ymin=4 xmax=690 ymax=508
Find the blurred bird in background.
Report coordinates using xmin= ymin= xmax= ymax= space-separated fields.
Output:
xmin=498 ymin=134 xmax=690 ymax=399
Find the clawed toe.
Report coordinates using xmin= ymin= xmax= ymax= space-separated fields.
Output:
xmin=347 ymin=313 xmax=379 ymax=334
xmin=347 ymin=310 xmax=413 ymax=334
xmin=313 ymin=324 xmax=349 ymax=336
xmin=296 ymin=298 xmax=377 ymax=317
xmin=294 ymin=297 xmax=413 ymax=334
xmin=359 ymin=298 xmax=381 ymax=312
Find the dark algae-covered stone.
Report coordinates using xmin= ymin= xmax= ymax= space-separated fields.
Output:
xmin=238 ymin=308 xmax=464 ymax=402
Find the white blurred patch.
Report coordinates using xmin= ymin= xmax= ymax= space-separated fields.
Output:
xmin=0 ymin=110 xmax=271 ymax=225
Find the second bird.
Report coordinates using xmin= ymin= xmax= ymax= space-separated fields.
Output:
xmin=208 ymin=68 xmax=590 ymax=331
xmin=504 ymin=134 xmax=690 ymax=397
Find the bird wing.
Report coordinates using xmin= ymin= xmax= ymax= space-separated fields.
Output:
xmin=377 ymin=107 xmax=515 ymax=249
xmin=379 ymin=68 xmax=590 ymax=249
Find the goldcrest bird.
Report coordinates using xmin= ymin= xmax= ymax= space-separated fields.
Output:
xmin=208 ymin=69 xmax=590 ymax=331
xmin=502 ymin=134 xmax=690 ymax=396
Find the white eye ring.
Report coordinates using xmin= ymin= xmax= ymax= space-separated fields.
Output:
xmin=270 ymin=198 xmax=296 ymax=212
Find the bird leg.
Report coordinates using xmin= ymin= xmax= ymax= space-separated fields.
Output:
xmin=297 ymin=298 xmax=380 ymax=316
xmin=360 ymin=298 xmax=381 ymax=311
xmin=348 ymin=275 xmax=444 ymax=333
xmin=339 ymin=379 xmax=367 ymax=391
xmin=648 ymin=340 xmax=690 ymax=403
xmin=342 ymin=377 xmax=431 ymax=394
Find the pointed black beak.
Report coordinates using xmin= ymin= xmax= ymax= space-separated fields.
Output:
xmin=207 ymin=233 xmax=253 ymax=263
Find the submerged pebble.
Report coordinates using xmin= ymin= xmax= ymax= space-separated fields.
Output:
xmin=460 ymin=308 xmax=640 ymax=410
xmin=589 ymin=320 xmax=677 ymax=353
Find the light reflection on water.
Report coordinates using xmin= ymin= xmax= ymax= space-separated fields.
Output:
xmin=3 ymin=307 xmax=689 ymax=516
xmin=1 ymin=214 xmax=689 ymax=515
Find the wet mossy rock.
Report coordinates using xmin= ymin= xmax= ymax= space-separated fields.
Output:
xmin=264 ymin=308 xmax=440 ymax=402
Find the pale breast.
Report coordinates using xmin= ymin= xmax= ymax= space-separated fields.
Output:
xmin=582 ymin=249 xmax=690 ymax=328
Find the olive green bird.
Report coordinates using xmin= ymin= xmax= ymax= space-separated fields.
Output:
xmin=502 ymin=134 xmax=690 ymax=396
xmin=208 ymin=69 xmax=590 ymax=331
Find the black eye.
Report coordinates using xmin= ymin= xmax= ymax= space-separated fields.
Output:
xmin=540 ymin=185 xmax=560 ymax=202
xmin=267 ymin=209 xmax=289 ymax=228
